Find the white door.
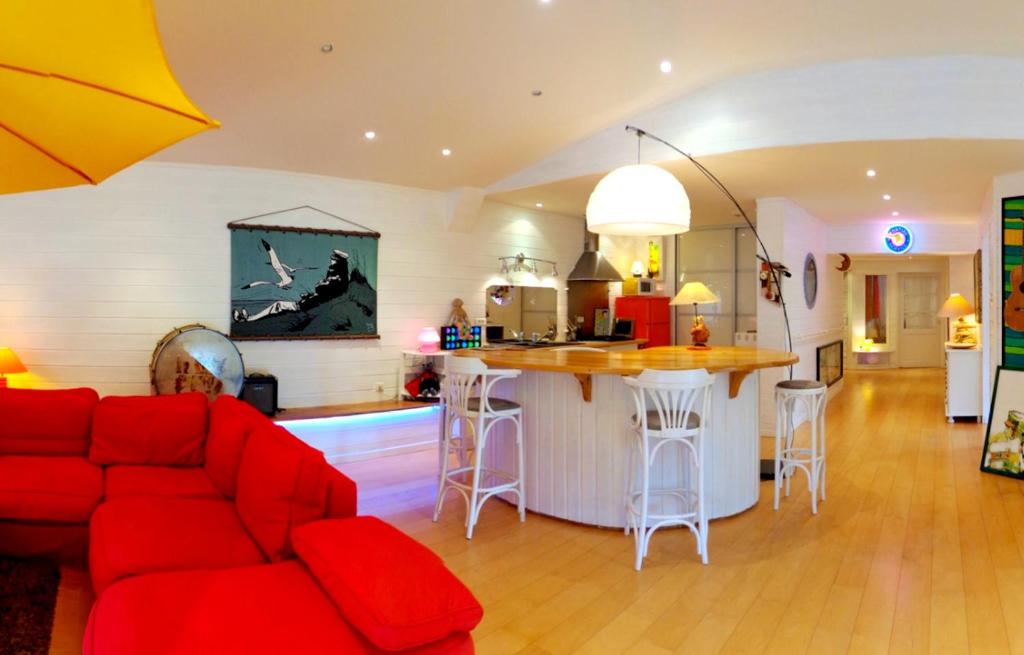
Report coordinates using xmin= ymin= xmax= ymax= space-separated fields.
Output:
xmin=899 ymin=273 xmax=944 ymax=368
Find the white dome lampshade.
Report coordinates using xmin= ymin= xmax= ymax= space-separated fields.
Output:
xmin=585 ymin=164 xmax=691 ymax=236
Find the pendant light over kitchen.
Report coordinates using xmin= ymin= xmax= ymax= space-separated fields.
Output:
xmin=585 ymin=163 xmax=691 ymax=236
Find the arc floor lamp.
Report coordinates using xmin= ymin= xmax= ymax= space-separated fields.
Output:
xmin=585 ymin=125 xmax=793 ymax=366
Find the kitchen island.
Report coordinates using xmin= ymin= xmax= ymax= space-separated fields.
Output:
xmin=454 ymin=346 xmax=797 ymax=527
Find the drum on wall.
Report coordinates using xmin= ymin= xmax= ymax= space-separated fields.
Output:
xmin=150 ymin=324 xmax=245 ymax=401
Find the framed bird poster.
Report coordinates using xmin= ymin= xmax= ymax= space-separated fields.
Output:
xmin=1002 ymin=196 xmax=1024 ymax=368
xmin=228 ymin=213 xmax=380 ymax=340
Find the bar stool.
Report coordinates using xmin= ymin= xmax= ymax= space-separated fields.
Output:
xmin=624 ymin=368 xmax=713 ymax=570
xmin=433 ymin=356 xmax=525 ymax=539
xmin=773 ymin=379 xmax=827 ymax=514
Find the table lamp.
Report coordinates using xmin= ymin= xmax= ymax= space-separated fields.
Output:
xmin=937 ymin=293 xmax=977 ymax=346
xmin=417 ymin=327 xmax=441 ymax=353
xmin=671 ymin=282 xmax=721 ymax=350
xmin=0 ymin=347 xmax=27 ymax=388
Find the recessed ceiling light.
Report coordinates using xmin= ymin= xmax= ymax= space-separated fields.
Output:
xmin=320 ymin=43 xmax=333 ymax=53
xmin=882 ymin=194 xmax=891 ymax=200
xmin=892 ymin=211 xmax=900 ymax=217
xmin=866 ymin=169 xmax=876 ymax=177
xmin=364 ymin=131 xmax=376 ymax=140
xmin=539 ymin=0 xmax=551 ymax=4
xmin=441 ymin=148 xmax=452 ymax=157
xmin=660 ymin=60 xmax=673 ymax=74
xmin=535 ymin=203 xmax=544 ymax=208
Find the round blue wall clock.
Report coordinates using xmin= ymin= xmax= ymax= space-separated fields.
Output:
xmin=883 ymin=224 xmax=913 ymax=254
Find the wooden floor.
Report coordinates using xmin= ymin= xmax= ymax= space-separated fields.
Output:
xmin=52 ymin=368 xmax=1018 ymax=654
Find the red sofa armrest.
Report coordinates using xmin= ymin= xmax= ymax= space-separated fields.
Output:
xmin=323 ymin=464 xmax=357 ymax=519
xmin=292 ymin=517 xmax=482 ymax=652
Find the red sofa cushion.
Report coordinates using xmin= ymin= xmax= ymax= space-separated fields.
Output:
xmin=292 ymin=518 xmax=483 ymax=651
xmin=0 ymin=387 xmax=99 ymax=456
xmin=89 ymin=496 xmax=265 ymax=595
xmin=0 ymin=455 xmax=103 ymax=522
xmin=104 ymin=465 xmax=222 ymax=500
xmin=205 ymin=395 xmax=265 ymax=498
xmin=83 ymin=562 xmax=474 ymax=655
xmin=89 ymin=393 xmax=207 ymax=466
xmin=324 ymin=463 xmax=358 ymax=519
xmin=235 ymin=426 xmax=329 ymax=561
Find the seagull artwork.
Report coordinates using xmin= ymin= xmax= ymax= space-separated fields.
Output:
xmin=240 ymin=239 xmax=312 ymax=290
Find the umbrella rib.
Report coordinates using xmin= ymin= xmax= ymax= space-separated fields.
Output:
xmin=0 ymin=62 xmax=217 ymax=126
xmin=0 ymin=121 xmax=95 ymax=184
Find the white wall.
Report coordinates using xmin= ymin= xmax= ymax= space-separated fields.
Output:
xmin=756 ymin=198 xmax=845 ymax=433
xmin=0 ymin=163 xmax=582 ymax=409
xmin=828 ymin=221 xmax=977 ymax=255
xmin=948 ymin=253 xmax=977 ymax=342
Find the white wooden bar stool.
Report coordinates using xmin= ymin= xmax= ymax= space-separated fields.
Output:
xmin=433 ymin=356 xmax=524 ymax=539
xmin=773 ymin=379 xmax=828 ymax=514
xmin=624 ymin=368 xmax=713 ymax=570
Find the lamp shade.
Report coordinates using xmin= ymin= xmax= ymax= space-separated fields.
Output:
xmin=0 ymin=347 xmax=27 ymax=375
xmin=586 ymin=164 xmax=691 ymax=236
xmin=417 ymin=328 xmax=441 ymax=353
xmin=937 ymin=293 xmax=974 ymax=318
xmin=671 ymin=282 xmax=720 ymax=306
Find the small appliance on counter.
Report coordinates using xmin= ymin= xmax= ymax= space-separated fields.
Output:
xmin=240 ymin=374 xmax=278 ymax=416
xmin=441 ymin=325 xmax=482 ymax=350
xmin=622 ymin=277 xmax=655 ymax=296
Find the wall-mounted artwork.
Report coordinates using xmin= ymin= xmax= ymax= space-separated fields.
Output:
xmin=229 ymin=208 xmax=380 ymax=340
xmin=974 ymin=248 xmax=983 ymax=324
xmin=1003 ymin=197 xmax=1024 ymax=367
xmin=981 ymin=367 xmax=1024 ymax=478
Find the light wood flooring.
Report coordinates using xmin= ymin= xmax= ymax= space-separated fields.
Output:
xmin=52 ymin=369 xmax=1017 ymax=654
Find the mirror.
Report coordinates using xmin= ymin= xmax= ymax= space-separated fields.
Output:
xmin=803 ymin=253 xmax=818 ymax=309
xmin=488 ymin=285 xmax=515 ymax=306
xmin=865 ymin=274 xmax=887 ymax=343
xmin=486 ymin=285 xmax=557 ymax=340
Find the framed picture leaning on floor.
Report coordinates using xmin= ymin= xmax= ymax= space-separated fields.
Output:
xmin=981 ymin=366 xmax=1024 ymax=478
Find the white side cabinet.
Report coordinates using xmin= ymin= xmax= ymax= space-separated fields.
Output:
xmin=945 ymin=346 xmax=982 ymax=422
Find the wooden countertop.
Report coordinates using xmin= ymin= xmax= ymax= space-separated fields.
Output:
xmin=480 ymin=339 xmax=647 ymax=351
xmin=457 ymin=345 xmax=798 ymax=401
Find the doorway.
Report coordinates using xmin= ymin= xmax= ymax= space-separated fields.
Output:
xmin=899 ymin=273 xmax=944 ymax=367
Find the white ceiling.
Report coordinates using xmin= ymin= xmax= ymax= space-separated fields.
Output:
xmin=490 ymin=139 xmax=1024 ymax=225
xmin=151 ymin=0 xmax=1024 ymax=192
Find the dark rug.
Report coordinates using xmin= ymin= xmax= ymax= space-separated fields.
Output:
xmin=0 ymin=558 xmax=60 ymax=655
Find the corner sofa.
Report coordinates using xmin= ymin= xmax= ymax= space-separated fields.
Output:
xmin=0 ymin=387 xmax=482 ymax=654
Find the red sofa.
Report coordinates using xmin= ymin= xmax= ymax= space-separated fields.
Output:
xmin=0 ymin=388 xmax=481 ymax=654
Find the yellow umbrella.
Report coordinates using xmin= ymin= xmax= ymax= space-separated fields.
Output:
xmin=0 ymin=0 xmax=219 ymax=194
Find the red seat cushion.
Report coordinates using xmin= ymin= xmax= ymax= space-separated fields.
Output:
xmin=104 ymin=466 xmax=222 ymax=500
xmin=83 ymin=562 xmax=474 ymax=655
xmin=205 ymin=395 xmax=266 ymax=498
xmin=0 ymin=387 xmax=99 ymax=456
xmin=292 ymin=517 xmax=483 ymax=651
xmin=88 ymin=496 xmax=265 ymax=595
xmin=89 ymin=393 xmax=208 ymax=466
xmin=0 ymin=455 xmax=103 ymax=522
xmin=235 ymin=426 xmax=329 ymax=561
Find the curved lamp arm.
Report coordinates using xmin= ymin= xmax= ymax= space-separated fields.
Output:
xmin=626 ymin=125 xmax=793 ymax=377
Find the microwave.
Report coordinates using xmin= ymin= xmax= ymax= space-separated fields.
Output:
xmin=622 ymin=277 xmax=655 ymax=296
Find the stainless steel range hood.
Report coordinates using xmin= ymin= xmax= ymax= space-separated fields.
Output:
xmin=567 ymin=231 xmax=623 ymax=282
